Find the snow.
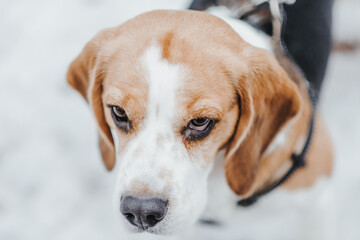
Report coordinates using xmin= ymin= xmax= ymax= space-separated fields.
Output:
xmin=0 ymin=0 xmax=359 ymax=239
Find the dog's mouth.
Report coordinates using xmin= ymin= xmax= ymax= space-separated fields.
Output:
xmin=135 ymin=226 xmax=148 ymax=233
xmin=133 ymin=226 xmax=161 ymax=235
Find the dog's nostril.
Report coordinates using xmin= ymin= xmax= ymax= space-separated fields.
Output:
xmin=120 ymin=196 xmax=168 ymax=229
xmin=146 ymin=214 xmax=158 ymax=226
xmin=125 ymin=213 xmax=135 ymax=221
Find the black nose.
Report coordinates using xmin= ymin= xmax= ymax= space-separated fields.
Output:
xmin=120 ymin=196 xmax=168 ymax=230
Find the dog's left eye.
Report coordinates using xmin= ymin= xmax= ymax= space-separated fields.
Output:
xmin=182 ymin=118 xmax=216 ymax=141
xmin=189 ymin=118 xmax=211 ymax=131
xmin=109 ymin=105 xmax=132 ymax=133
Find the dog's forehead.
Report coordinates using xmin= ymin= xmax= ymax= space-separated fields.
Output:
xmin=102 ymin=10 xmax=247 ymax=72
xmin=102 ymin=10 xmax=242 ymax=125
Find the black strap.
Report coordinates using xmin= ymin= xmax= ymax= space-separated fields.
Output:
xmin=237 ymin=115 xmax=314 ymax=206
xmin=237 ymin=86 xmax=318 ymax=207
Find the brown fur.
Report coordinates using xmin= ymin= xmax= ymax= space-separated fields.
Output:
xmin=67 ymin=32 xmax=116 ymax=170
xmin=223 ymin=49 xmax=303 ymax=197
xmin=67 ymin=10 xmax=333 ymax=197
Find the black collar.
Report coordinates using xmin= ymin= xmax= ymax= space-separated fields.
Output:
xmin=237 ymin=86 xmax=318 ymax=207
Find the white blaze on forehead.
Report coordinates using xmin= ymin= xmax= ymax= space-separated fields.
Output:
xmin=140 ymin=44 xmax=186 ymax=133
xmin=113 ymin=45 xmax=210 ymax=233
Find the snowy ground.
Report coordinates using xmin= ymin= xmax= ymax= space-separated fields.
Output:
xmin=0 ymin=0 xmax=359 ymax=239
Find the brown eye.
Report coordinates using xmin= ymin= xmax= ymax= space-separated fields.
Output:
xmin=189 ymin=118 xmax=211 ymax=131
xmin=182 ymin=118 xmax=216 ymax=141
xmin=109 ymin=105 xmax=131 ymax=133
xmin=112 ymin=106 xmax=127 ymax=119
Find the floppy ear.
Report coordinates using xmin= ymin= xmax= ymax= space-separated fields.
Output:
xmin=224 ymin=49 xmax=301 ymax=197
xmin=67 ymin=31 xmax=116 ymax=171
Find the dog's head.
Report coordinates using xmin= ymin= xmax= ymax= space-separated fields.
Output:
xmin=67 ymin=10 xmax=301 ymax=234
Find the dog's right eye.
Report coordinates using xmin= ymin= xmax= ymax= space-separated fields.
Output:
xmin=109 ymin=105 xmax=132 ymax=133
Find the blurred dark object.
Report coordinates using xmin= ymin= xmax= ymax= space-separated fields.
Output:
xmin=188 ymin=0 xmax=334 ymax=93
xmin=189 ymin=0 xmax=218 ymax=10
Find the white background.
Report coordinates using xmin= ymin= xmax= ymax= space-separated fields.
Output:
xmin=0 ymin=0 xmax=359 ymax=239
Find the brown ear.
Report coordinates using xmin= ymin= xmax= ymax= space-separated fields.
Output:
xmin=225 ymin=49 xmax=301 ymax=197
xmin=67 ymin=30 xmax=116 ymax=171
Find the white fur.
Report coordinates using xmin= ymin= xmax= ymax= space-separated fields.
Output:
xmin=112 ymin=45 xmax=213 ymax=236
xmin=116 ymin=151 xmax=336 ymax=240
xmin=187 ymin=152 xmax=337 ymax=240
xmin=207 ymin=7 xmax=272 ymax=52
xmin=264 ymin=120 xmax=292 ymax=156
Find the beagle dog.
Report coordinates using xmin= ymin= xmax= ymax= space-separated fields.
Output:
xmin=67 ymin=10 xmax=334 ymax=240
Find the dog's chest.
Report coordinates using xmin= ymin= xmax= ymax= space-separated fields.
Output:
xmin=193 ymin=152 xmax=336 ymax=240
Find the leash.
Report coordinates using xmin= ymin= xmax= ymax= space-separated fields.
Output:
xmin=236 ymin=0 xmax=319 ymax=207
xmin=237 ymin=88 xmax=317 ymax=206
